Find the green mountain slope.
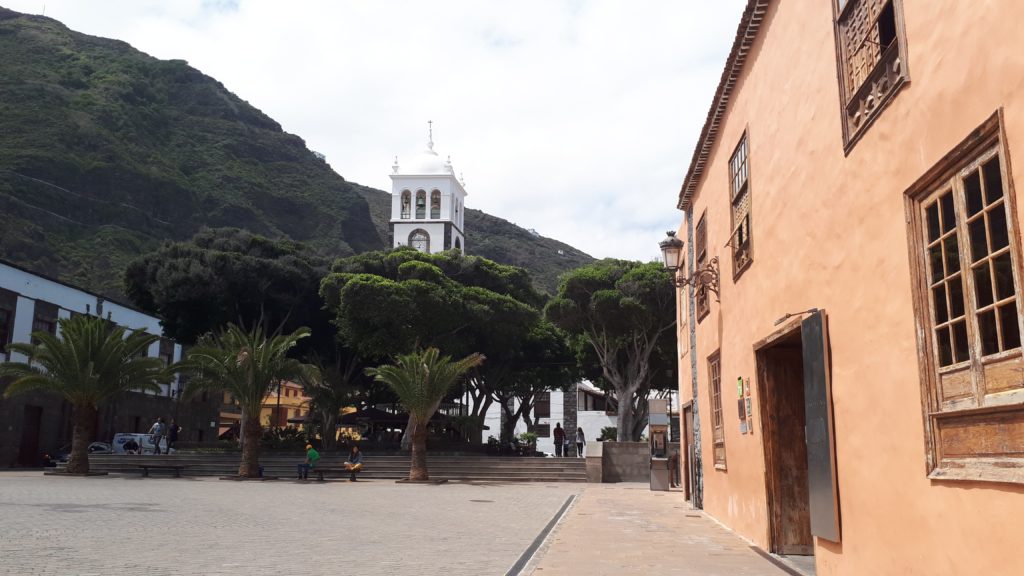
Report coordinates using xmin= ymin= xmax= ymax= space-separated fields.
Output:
xmin=0 ymin=8 xmax=591 ymax=296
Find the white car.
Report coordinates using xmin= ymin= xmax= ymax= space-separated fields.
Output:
xmin=111 ymin=433 xmax=172 ymax=455
xmin=54 ymin=442 xmax=113 ymax=462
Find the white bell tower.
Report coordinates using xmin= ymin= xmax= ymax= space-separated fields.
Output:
xmin=389 ymin=122 xmax=468 ymax=254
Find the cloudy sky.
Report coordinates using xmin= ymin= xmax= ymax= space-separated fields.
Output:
xmin=7 ymin=0 xmax=746 ymax=261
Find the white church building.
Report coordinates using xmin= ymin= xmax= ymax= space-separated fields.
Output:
xmin=390 ymin=124 xmax=467 ymax=254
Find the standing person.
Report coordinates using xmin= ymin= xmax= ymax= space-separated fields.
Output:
xmin=167 ymin=419 xmax=181 ymax=453
xmin=343 ymin=445 xmax=364 ymax=482
xmin=297 ymin=443 xmax=320 ymax=480
xmin=552 ymin=423 xmax=565 ymax=457
xmin=576 ymin=427 xmax=586 ymax=458
xmin=148 ymin=417 xmax=166 ymax=455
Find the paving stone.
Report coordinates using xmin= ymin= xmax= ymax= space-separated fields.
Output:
xmin=527 ymin=483 xmax=792 ymax=576
xmin=0 ymin=472 xmax=579 ymax=576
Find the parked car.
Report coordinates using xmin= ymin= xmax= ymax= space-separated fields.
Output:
xmin=54 ymin=442 xmax=113 ymax=462
xmin=111 ymin=433 xmax=171 ymax=455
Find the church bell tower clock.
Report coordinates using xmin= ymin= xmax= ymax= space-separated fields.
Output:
xmin=389 ymin=122 xmax=468 ymax=254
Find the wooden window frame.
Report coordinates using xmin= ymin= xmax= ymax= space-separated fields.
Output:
xmin=0 ymin=307 xmax=11 ymax=360
xmin=0 ymin=288 xmax=15 ymax=360
xmin=534 ymin=392 xmax=551 ymax=419
xmin=708 ymin=351 xmax=726 ymax=469
xmin=728 ymin=131 xmax=753 ymax=278
xmin=831 ymin=0 xmax=910 ymax=153
xmin=904 ymin=110 xmax=1024 ymax=484
xmin=695 ymin=211 xmax=710 ymax=322
xmin=31 ymin=300 xmax=58 ymax=343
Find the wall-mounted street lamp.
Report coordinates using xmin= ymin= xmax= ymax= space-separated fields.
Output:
xmin=658 ymin=231 xmax=721 ymax=301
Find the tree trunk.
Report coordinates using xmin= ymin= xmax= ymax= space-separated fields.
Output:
xmin=238 ymin=414 xmax=262 ymax=477
xmin=630 ymin=395 xmax=650 ymax=441
xmin=323 ymin=412 xmax=337 ymax=451
xmin=401 ymin=415 xmax=417 ymax=451
xmin=66 ymin=404 xmax=97 ymax=474
xmin=409 ymin=418 xmax=429 ymax=481
xmin=470 ymin=395 xmax=492 ymax=444
xmin=615 ymin=392 xmax=635 ymax=442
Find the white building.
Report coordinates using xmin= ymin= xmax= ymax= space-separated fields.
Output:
xmin=482 ymin=382 xmax=651 ymax=456
xmin=0 ymin=259 xmax=183 ymax=397
xmin=389 ymin=124 xmax=467 ymax=254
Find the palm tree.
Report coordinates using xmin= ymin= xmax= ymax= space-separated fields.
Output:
xmin=0 ymin=315 xmax=170 ymax=474
xmin=296 ymin=352 xmax=362 ymax=451
xmin=366 ymin=348 xmax=484 ymax=481
xmin=180 ymin=323 xmax=311 ymax=477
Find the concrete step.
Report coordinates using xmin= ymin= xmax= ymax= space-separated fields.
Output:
xmin=69 ymin=454 xmax=589 ymax=482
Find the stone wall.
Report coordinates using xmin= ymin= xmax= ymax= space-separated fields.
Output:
xmin=600 ymin=441 xmax=650 ymax=483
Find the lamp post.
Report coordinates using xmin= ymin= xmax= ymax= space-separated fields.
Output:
xmin=658 ymin=231 xmax=720 ymax=300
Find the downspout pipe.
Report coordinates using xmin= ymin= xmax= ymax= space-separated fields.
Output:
xmin=686 ymin=209 xmax=703 ymax=509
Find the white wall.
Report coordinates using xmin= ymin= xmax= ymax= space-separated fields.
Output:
xmin=480 ymin=387 xmax=646 ymax=457
xmin=0 ymin=261 xmax=181 ymax=396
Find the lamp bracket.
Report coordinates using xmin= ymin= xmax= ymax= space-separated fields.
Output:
xmin=670 ymin=257 xmax=720 ymax=302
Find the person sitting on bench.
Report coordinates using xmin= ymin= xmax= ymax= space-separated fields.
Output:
xmin=343 ymin=445 xmax=363 ymax=481
xmin=297 ymin=444 xmax=320 ymax=480
xmin=123 ymin=438 xmax=140 ymax=455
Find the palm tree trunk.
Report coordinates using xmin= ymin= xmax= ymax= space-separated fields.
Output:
xmin=66 ymin=404 xmax=97 ymax=474
xmin=239 ymin=414 xmax=262 ymax=477
xmin=401 ymin=415 xmax=417 ymax=451
xmin=409 ymin=419 xmax=429 ymax=481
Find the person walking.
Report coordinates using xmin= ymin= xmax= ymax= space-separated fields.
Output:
xmin=552 ymin=423 xmax=565 ymax=457
xmin=148 ymin=417 xmax=166 ymax=455
xmin=576 ymin=427 xmax=586 ymax=458
xmin=297 ymin=443 xmax=320 ymax=480
xmin=343 ymin=445 xmax=364 ymax=481
xmin=167 ymin=419 xmax=181 ymax=453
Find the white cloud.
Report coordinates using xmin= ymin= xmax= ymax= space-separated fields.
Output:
xmin=8 ymin=0 xmax=747 ymax=261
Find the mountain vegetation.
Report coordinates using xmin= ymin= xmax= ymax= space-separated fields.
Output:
xmin=0 ymin=7 xmax=591 ymax=298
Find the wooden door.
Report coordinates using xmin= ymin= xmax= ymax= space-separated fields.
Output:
xmin=767 ymin=346 xmax=813 ymax=555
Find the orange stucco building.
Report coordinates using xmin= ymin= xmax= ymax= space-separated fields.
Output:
xmin=673 ymin=1 xmax=1024 ymax=574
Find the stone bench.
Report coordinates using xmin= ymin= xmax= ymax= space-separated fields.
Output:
xmin=313 ymin=466 xmax=362 ymax=482
xmin=138 ymin=464 xmax=188 ymax=478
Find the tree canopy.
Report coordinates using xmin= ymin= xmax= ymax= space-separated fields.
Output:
xmin=124 ymin=228 xmax=332 ymax=350
xmin=320 ymin=247 xmax=542 ymax=360
xmin=545 ymin=259 xmax=677 ymax=441
xmin=323 ymin=248 xmax=578 ymax=442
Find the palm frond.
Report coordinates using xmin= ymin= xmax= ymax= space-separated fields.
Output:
xmin=0 ymin=315 xmax=172 ymax=406
xmin=366 ymin=348 xmax=484 ymax=421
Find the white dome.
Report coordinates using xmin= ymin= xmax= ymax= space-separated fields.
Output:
xmin=403 ymin=144 xmax=453 ymax=175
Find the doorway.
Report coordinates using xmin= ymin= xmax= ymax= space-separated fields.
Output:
xmin=17 ymin=405 xmax=43 ymax=467
xmin=756 ymin=329 xmax=814 ymax=560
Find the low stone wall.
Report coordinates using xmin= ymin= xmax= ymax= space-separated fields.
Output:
xmin=600 ymin=441 xmax=650 ymax=483
xmin=585 ymin=441 xmax=603 ymax=482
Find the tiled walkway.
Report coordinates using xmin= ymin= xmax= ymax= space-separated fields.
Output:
xmin=528 ymin=483 xmax=793 ymax=576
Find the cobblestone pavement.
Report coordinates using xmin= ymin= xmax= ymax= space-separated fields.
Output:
xmin=527 ymin=483 xmax=793 ymax=576
xmin=0 ymin=471 xmax=580 ymax=576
